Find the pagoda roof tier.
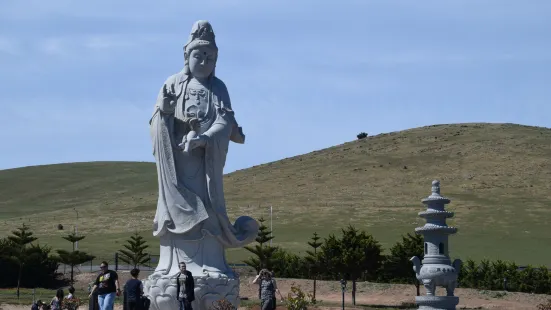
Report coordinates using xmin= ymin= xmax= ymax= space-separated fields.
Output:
xmin=418 ymin=210 xmax=455 ymax=219
xmin=415 ymin=224 xmax=458 ymax=234
xmin=422 ymin=195 xmax=451 ymax=204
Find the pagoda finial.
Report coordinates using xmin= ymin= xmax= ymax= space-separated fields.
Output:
xmin=431 ymin=180 xmax=441 ymax=195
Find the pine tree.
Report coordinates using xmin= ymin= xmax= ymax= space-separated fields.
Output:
xmin=118 ymin=232 xmax=151 ymax=269
xmin=305 ymin=232 xmax=322 ymax=301
xmin=243 ymin=217 xmax=278 ymax=272
xmin=318 ymin=225 xmax=383 ymax=305
xmin=7 ymin=224 xmax=37 ymax=299
xmin=383 ymin=233 xmax=424 ymax=296
xmin=56 ymin=232 xmax=95 ymax=284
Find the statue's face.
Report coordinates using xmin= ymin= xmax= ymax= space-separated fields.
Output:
xmin=188 ymin=46 xmax=216 ymax=79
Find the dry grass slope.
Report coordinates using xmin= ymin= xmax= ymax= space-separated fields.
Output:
xmin=0 ymin=123 xmax=550 ymax=265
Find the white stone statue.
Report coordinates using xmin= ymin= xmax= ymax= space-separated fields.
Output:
xmin=143 ymin=20 xmax=259 ymax=310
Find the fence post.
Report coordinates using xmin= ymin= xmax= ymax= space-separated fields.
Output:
xmin=115 ymin=252 xmax=119 ymax=271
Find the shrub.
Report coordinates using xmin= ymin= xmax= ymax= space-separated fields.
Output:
xmin=284 ymin=283 xmax=315 ymax=310
xmin=272 ymin=248 xmax=309 ymax=279
xmin=357 ymin=132 xmax=368 ymax=139
xmin=537 ymin=299 xmax=551 ymax=310
xmin=0 ymin=226 xmax=59 ymax=289
xmin=210 ymin=299 xmax=236 ymax=310
xmin=458 ymin=259 xmax=551 ymax=294
xmin=62 ymin=297 xmax=82 ymax=310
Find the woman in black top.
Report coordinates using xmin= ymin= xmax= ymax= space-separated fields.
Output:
xmin=88 ymin=261 xmax=120 ymax=310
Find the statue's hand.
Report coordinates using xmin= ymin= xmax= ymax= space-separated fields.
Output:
xmin=178 ymin=136 xmax=188 ymax=150
xmin=160 ymin=84 xmax=177 ymax=113
xmin=187 ymin=135 xmax=208 ymax=151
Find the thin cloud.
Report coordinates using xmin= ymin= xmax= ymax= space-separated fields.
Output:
xmin=38 ymin=38 xmax=69 ymax=56
xmin=0 ymin=37 xmax=19 ymax=55
xmin=34 ymin=34 xmax=169 ymax=57
xmin=2 ymin=99 xmax=152 ymax=138
xmin=0 ymin=0 xmax=291 ymax=22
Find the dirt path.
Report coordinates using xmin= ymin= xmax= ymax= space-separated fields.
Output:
xmin=2 ymin=272 xmax=549 ymax=310
xmin=239 ymin=277 xmax=550 ymax=310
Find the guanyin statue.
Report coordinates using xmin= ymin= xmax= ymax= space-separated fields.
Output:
xmin=144 ymin=20 xmax=259 ymax=310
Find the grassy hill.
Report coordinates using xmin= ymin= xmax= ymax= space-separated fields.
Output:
xmin=1 ymin=123 xmax=550 ymax=265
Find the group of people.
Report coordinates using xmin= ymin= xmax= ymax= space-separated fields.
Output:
xmin=88 ymin=261 xmax=146 ymax=310
xmin=31 ymin=286 xmax=77 ymax=310
xmin=32 ymin=262 xmax=284 ymax=310
xmin=173 ymin=263 xmax=284 ymax=310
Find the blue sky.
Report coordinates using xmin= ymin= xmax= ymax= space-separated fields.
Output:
xmin=0 ymin=0 xmax=550 ymax=173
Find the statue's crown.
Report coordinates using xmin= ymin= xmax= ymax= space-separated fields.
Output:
xmin=184 ymin=20 xmax=217 ymax=53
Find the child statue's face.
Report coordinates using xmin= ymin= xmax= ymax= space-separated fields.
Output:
xmin=189 ymin=47 xmax=216 ymax=79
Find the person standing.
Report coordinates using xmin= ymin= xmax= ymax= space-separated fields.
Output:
xmin=64 ymin=286 xmax=79 ymax=310
xmin=66 ymin=286 xmax=75 ymax=300
xmin=89 ymin=261 xmax=120 ymax=310
xmin=124 ymin=268 xmax=144 ymax=310
xmin=50 ymin=289 xmax=64 ymax=310
xmin=175 ymin=262 xmax=195 ymax=310
xmin=252 ymin=269 xmax=283 ymax=310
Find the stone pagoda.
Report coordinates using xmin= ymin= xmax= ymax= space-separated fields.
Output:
xmin=410 ymin=180 xmax=462 ymax=310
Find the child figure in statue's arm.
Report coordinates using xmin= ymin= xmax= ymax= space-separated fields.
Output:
xmin=178 ymin=117 xmax=200 ymax=153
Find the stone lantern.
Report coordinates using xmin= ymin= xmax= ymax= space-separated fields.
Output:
xmin=410 ymin=180 xmax=462 ymax=310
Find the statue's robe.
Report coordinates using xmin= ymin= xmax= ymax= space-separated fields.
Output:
xmin=149 ymin=71 xmax=256 ymax=263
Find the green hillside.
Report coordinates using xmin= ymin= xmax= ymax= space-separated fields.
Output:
xmin=1 ymin=123 xmax=550 ymax=265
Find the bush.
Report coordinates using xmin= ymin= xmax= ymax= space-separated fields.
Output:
xmin=0 ymin=235 xmax=59 ymax=288
xmin=458 ymin=259 xmax=551 ymax=294
xmin=357 ymin=132 xmax=368 ymax=139
xmin=62 ymin=297 xmax=83 ymax=310
xmin=284 ymin=283 xmax=315 ymax=310
xmin=272 ymin=248 xmax=309 ymax=279
xmin=538 ymin=299 xmax=551 ymax=310
xmin=210 ymin=299 xmax=236 ymax=310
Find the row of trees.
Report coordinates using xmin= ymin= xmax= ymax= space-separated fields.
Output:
xmin=459 ymin=259 xmax=551 ymax=294
xmin=3 ymin=218 xmax=550 ymax=299
xmin=244 ymin=218 xmax=423 ymax=304
xmin=0 ymin=225 xmax=152 ymax=294
xmin=244 ymin=218 xmax=551 ymax=302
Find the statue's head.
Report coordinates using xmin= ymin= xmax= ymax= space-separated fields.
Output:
xmin=183 ymin=20 xmax=218 ymax=79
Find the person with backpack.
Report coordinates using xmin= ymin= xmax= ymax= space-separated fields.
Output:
xmin=124 ymin=268 xmax=144 ymax=310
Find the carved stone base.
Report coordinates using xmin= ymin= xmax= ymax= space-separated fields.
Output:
xmin=143 ymin=272 xmax=240 ymax=310
xmin=415 ymin=296 xmax=459 ymax=310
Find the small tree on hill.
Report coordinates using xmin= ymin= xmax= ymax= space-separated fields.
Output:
xmin=318 ymin=226 xmax=383 ymax=305
xmin=118 ymin=232 xmax=151 ymax=269
xmin=304 ymin=232 xmax=322 ymax=301
xmin=56 ymin=232 xmax=95 ymax=284
xmin=7 ymin=224 xmax=37 ymax=299
xmin=243 ymin=217 xmax=278 ymax=272
xmin=383 ymin=233 xmax=424 ymax=296
xmin=357 ymin=132 xmax=368 ymax=139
